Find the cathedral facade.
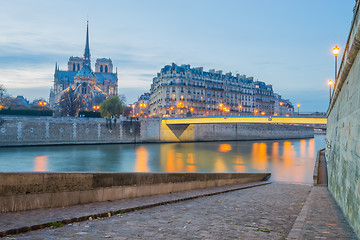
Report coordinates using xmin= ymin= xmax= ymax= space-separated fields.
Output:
xmin=49 ymin=23 xmax=118 ymax=110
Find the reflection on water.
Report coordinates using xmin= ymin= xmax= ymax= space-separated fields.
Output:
xmin=219 ymin=144 xmax=232 ymax=153
xmin=34 ymin=156 xmax=48 ymax=172
xmin=0 ymin=135 xmax=325 ymax=184
xmin=134 ymin=146 xmax=149 ymax=172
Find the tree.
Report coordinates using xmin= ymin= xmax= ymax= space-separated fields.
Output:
xmin=0 ymin=83 xmax=6 ymax=98
xmin=59 ymin=88 xmax=84 ymax=117
xmin=100 ymin=96 xmax=124 ymax=118
xmin=0 ymin=84 xmax=13 ymax=109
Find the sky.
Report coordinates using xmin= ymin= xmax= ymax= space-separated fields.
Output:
xmin=0 ymin=0 xmax=356 ymax=112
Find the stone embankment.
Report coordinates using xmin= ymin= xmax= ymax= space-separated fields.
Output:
xmin=326 ymin=1 xmax=360 ymax=237
xmin=0 ymin=172 xmax=270 ymax=213
xmin=0 ymin=116 xmax=314 ymax=146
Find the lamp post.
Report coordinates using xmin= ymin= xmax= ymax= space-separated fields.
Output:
xmin=328 ymin=80 xmax=333 ymax=104
xmin=297 ymin=104 xmax=300 ymax=115
xmin=333 ymin=46 xmax=340 ymax=84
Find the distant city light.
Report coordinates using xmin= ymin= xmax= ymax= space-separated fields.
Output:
xmin=38 ymin=101 xmax=47 ymax=106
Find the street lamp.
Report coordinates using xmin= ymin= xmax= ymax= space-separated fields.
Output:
xmin=328 ymin=79 xmax=333 ymax=104
xmin=333 ymin=46 xmax=340 ymax=84
xmin=297 ymin=104 xmax=300 ymax=115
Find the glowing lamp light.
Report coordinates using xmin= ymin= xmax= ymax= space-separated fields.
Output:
xmin=273 ymin=113 xmax=278 ymax=116
xmin=328 ymin=80 xmax=333 ymax=86
xmin=261 ymin=112 xmax=265 ymax=115
xmin=333 ymin=46 xmax=340 ymax=56
xmin=286 ymin=114 xmax=290 ymax=117
xmin=219 ymin=103 xmax=223 ymax=108
xmin=238 ymin=105 xmax=243 ymax=109
xmin=279 ymin=102 xmax=283 ymax=106
xmin=297 ymin=104 xmax=300 ymax=108
xmin=190 ymin=107 xmax=194 ymax=112
xmin=170 ymin=106 xmax=174 ymax=110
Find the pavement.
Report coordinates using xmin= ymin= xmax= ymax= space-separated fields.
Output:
xmin=0 ymin=181 xmax=271 ymax=238
xmin=0 ymin=177 xmax=358 ymax=239
xmin=288 ymin=186 xmax=357 ymax=240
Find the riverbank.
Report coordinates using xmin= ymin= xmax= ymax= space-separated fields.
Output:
xmin=0 ymin=116 xmax=314 ymax=147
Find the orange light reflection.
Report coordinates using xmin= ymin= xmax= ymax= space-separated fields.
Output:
xmin=34 ymin=156 xmax=48 ymax=172
xmin=234 ymin=156 xmax=246 ymax=172
xmin=251 ymin=142 xmax=267 ymax=171
xmin=219 ymin=144 xmax=232 ymax=152
xmin=214 ymin=157 xmax=227 ymax=172
xmin=186 ymin=153 xmax=197 ymax=172
xmin=134 ymin=146 xmax=149 ymax=172
xmin=308 ymin=138 xmax=315 ymax=159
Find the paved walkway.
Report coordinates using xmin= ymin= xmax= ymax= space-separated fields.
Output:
xmin=1 ymin=183 xmax=357 ymax=239
xmin=0 ymin=181 xmax=270 ymax=237
xmin=4 ymin=183 xmax=310 ymax=239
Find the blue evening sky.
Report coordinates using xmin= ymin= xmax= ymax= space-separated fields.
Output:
xmin=0 ymin=0 xmax=355 ymax=112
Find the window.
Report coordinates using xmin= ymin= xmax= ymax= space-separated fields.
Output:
xmin=82 ymin=82 xmax=87 ymax=94
xmin=105 ymin=65 xmax=108 ymax=73
xmin=100 ymin=65 xmax=103 ymax=72
xmin=73 ymin=63 xmax=76 ymax=71
xmin=77 ymin=63 xmax=80 ymax=71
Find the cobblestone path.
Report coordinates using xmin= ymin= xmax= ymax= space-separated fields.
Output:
xmin=299 ymin=187 xmax=357 ymax=240
xmin=8 ymin=183 xmax=311 ymax=240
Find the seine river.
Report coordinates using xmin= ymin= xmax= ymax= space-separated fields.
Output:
xmin=0 ymin=135 xmax=325 ymax=184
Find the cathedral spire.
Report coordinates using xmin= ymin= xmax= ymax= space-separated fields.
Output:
xmin=83 ymin=21 xmax=91 ymax=67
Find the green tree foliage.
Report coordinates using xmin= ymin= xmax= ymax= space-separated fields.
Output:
xmin=100 ymin=96 xmax=124 ymax=118
xmin=59 ymin=88 xmax=84 ymax=117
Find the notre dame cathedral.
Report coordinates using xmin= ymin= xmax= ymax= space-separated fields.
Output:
xmin=49 ymin=22 xmax=118 ymax=110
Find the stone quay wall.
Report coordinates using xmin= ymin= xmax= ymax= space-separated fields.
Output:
xmin=326 ymin=2 xmax=360 ymax=237
xmin=0 ymin=116 xmax=160 ymax=146
xmin=194 ymin=123 xmax=313 ymax=141
xmin=0 ymin=172 xmax=270 ymax=212
xmin=0 ymin=116 xmax=314 ymax=147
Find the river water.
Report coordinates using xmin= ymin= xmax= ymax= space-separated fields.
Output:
xmin=0 ymin=135 xmax=325 ymax=184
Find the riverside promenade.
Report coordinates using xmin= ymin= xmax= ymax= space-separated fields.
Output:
xmin=1 ymin=181 xmax=357 ymax=239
